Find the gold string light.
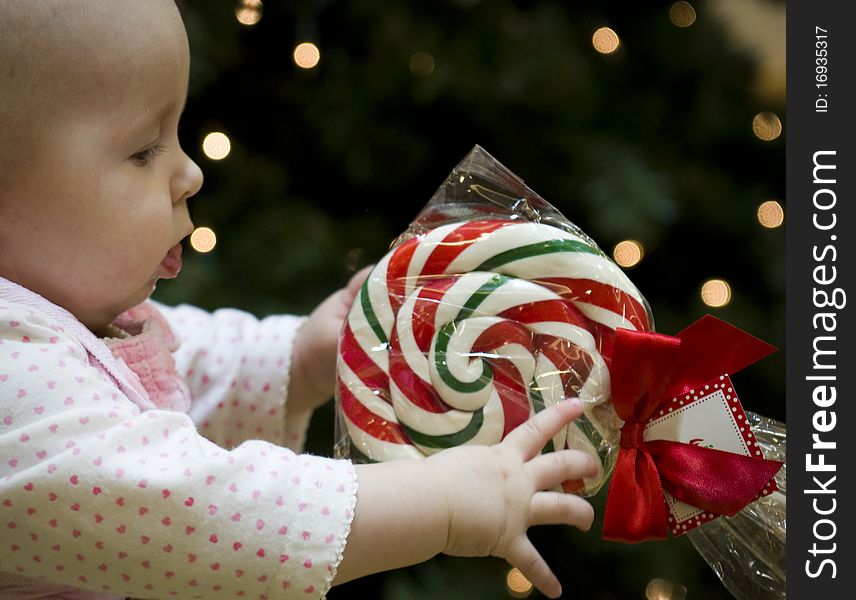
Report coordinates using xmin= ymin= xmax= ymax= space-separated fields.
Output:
xmin=294 ymin=42 xmax=321 ymax=69
xmin=613 ymin=240 xmax=645 ymax=268
xmin=202 ymin=132 xmax=231 ymax=160
xmin=506 ymin=568 xmax=533 ymax=598
xmin=757 ymin=200 xmax=785 ymax=228
xmin=669 ymin=2 xmax=696 ymax=28
xmin=592 ymin=27 xmax=621 ymax=54
xmin=235 ymin=0 xmax=263 ymax=26
xmin=646 ymin=578 xmax=688 ymax=600
xmin=701 ymin=279 xmax=732 ymax=308
xmin=190 ymin=227 xmax=217 ymax=253
xmin=752 ymin=111 xmax=782 ymax=141
xmin=409 ymin=51 xmax=436 ymax=76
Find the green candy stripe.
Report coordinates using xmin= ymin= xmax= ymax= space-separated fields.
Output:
xmin=433 ymin=274 xmax=510 ymax=393
xmin=571 ymin=412 xmax=605 ymax=455
xmin=475 ymin=239 xmax=601 ymax=271
xmin=401 ymin=409 xmax=485 ymax=449
xmin=454 ymin=273 xmax=510 ymax=321
xmin=434 ymin=322 xmax=493 ymax=393
xmin=528 ymin=381 xmax=555 ymax=454
xmin=360 ymin=278 xmax=388 ymax=345
xmin=346 ymin=441 xmax=377 ymax=464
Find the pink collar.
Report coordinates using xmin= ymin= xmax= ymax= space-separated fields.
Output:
xmin=105 ymin=302 xmax=191 ymax=412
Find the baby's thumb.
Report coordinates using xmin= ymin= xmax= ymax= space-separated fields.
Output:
xmin=345 ymin=264 xmax=374 ymax=298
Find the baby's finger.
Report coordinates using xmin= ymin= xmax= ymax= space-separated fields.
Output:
xmin=503 ymin=398 xmax=584 ymax=460
xmin=528 ymin=491 xmax=595 ymax=530
xmin=346 ymin=264 xmax=374 ymax=297
xmin=506 ymin=536 xmax=562 ymax=599
xmin=527 ymin=449 xmax=599 ymax=490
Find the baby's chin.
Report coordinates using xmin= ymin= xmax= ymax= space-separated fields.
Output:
xmin=103 ymin=279 xmax=162 ymax=327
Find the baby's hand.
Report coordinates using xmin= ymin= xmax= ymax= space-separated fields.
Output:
xmin=427 ymin=398 xmax=596 ymax=598
xmin=287 ymin=266 xmax=372 ymax=415
xmin=336 ymin=400 xmax=596 ymax=596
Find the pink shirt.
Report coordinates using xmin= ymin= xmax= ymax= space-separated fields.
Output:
xmin=0 ymin=277 xmax=357 ymax=599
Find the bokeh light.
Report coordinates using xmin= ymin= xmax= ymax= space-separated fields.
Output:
xmin=506 ymin=568 xmax=533 ymax=598
xmin=701 ymin=279 xmax=732 ymax=308
xmin=646 ymin=577 xmax=688 ymax=600
xmin=757 ymin=200 xmax=785 ymax=228
xmin=202 ymin=132 xmax=231 ymax=160
xmin=235 ymin=0 xmax=263 ymax=26
xmin=409 ymin=51 xmax=436 ymax=76
xmin=190 ymin=227 xmax=217 ymax=253
xmin=613 ymin=240 xmax=644 ymax=268
xmin=752 ymin=111 xmax=782 ymax=141
xmin=592 ymin=27 xmax=620 ymax=54
xmin=294 ymin=42 xmax=321 ymax=69
xmin=669 ymin=2 xmax=696 ymax=28
xmin=344 ymin=248 xmax=365 ymax=272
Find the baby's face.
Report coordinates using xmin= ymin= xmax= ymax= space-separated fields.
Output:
xmin=0 ymin=0 xmax=203 ymax=334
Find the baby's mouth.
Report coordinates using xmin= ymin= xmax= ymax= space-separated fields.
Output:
xmin=157 ymin=243 xmax=183 ymax=279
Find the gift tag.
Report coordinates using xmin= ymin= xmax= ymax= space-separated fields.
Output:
xmin=642 ymin=375 xmax=778 ymax=535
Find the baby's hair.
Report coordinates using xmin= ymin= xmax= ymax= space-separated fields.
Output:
xmin=1 ymin=2 xmax=79 ymax=189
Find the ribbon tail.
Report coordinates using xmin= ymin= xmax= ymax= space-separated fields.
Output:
xmin=603 ymin=448 xmax=669 ymax=543
xmin=670 ymin=316 xmax=777 ymax=397
xmin=648 ymin=440 xmax=784 ymax=516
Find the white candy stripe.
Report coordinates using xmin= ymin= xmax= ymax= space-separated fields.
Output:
xmin=338 ymin=359 xmax=398 ymax=423
xmin=458 ymin=251 xmax=645 ymax=308
xmin=451 ymin=388 xmax=506 ymax=448
xmin=392 ymin=383 xmax=508 ymax=456
xmin=533 ymin=354 xmax=566 ymax=406
xmin=427 ymin=319 xmax=535 ymax=413
xmin=531 ymin=333 xmax=610 ymax=467
xmin=441 ymin=316 xmax=506 ymax=386
xmin=575 ymin=302 xmax=639 ymax=332
xmin=366 ymin=253 xmax=396 ymax=341
xmin=343 ymin=418 xmax=424 ymax=461
xmin=394 ymin=290 xmax=432 ymax=382
xmin=532 ymin=354 xmax=569 ymax=453
xmin=390 ymin=379 xmax=475 ymax=436
xmin=428 ymin=221 xmax=642 ymax=305
xmin=431 ymin=272 xmax=499 ymax=327
xmin=428 ymin=352 xmax=494 ymax=414
xmin=527 ymin=320 xmax=610 ymax=407
xmin=527 ymin=321 xmax=598 ymax=355
xmin=579 ymin=352 xmax=610 ymax=406
xmin=346 ymin=316 xmax=390 ymax=374
xmin=404 ymin=224 xmax=459 ymax=294
xmin=565 ymin=421 xmax=605 ymax=484
xmin=488 ymin=343 xmax=536 ymax=385
xmin=452 ymin=221 xmax=585 ymax=252
xmin=443 ymin=222 xmax=582 ymax=266
xmin=462 ymin=277 xmax=563 ymax=318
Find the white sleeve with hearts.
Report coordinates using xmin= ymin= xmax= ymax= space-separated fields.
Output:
xmin=151 ymin=302 xmax=313 ymax=453
xmin=0 ymin=300 xmax=357 ymax=600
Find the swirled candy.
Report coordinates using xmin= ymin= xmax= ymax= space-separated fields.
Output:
xmin=336 ymin=219 xmax=651 ymax=494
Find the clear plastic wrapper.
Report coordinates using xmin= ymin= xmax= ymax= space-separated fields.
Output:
xmin=333 ymin=145 xmax=786 ymax=596
xmin=334 ymin=145 xmax=653 ymax=495
xmin=687 ymin=411 xmax=786 ymax=600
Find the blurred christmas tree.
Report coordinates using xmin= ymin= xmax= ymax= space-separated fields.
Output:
xmin=156 ymin=0 xmax=785 ymax=598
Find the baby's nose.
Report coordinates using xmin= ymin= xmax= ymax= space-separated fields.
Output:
xmin=173 ymin=151 xmax=204 ymax=204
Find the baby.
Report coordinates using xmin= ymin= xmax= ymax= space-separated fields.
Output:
xmin=0 ymin=1 xmax=596 ymax=599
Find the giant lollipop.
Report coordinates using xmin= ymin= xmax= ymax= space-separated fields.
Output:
xmin=335 ymin=147 xmax=653 ymax=495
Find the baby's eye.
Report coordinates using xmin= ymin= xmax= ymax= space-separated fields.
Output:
xmin=131 ymin=143 xmax=167 ymax=166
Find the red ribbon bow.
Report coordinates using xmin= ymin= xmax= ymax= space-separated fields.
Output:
xmin=602 ymin=315 xmax=783 ymax=543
